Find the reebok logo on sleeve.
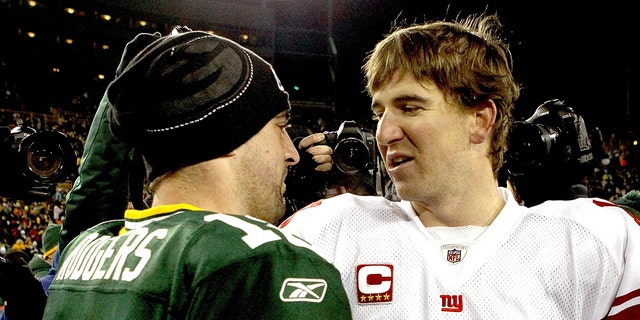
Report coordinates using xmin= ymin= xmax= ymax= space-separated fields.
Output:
xmin=280 ymin=278 xmax=327 ymax=302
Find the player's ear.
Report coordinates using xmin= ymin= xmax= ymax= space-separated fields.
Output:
xmin=470 ymin=99 xmax=496 ymax=144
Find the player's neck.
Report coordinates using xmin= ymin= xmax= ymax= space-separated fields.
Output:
xmin=411 ymin=189 xmax=505 ymax=227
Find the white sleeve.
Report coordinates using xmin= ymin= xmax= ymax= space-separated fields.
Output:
xmin=607 ymin=209 xmax=640 ymax=318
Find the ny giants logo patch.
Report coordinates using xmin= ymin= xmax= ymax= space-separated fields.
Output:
xmin=440 ymin=294 xmax=463 ymax=312
xmin=356 ymin=264 xmax=393 ymax=304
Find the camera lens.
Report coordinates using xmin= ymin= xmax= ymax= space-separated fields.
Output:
xmin=334 ymin=138 xmax=370 ymax=174
xmin=506 ymin=122 xmax=559 ymax=173
xmin=18 ymin=131 xmax=75 ymax=183
xmin=26 ymin=142 xmax=64 ymax=179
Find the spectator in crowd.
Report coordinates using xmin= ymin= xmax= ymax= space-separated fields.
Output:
xmin=31 ymin=27 xmax=349 ymax=319
xmin=9 ymin=239 xmax=25 ymax=254
xmin=281 ymin=13 xmax=640 ymax=318
xmin=27 ymin=223 xmax=60 ymax=281
xmin=52 ymin=202 xmax=65 ymax=222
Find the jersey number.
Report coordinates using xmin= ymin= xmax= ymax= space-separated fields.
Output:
xmin=204 ymin=214 xmax=280 ymax=249
xmin=204 ymin=214 xmax=312 ymax=250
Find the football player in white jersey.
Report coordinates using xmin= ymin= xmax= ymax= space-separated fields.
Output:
xmin=281 ymin=13 xmax=640 ymax=319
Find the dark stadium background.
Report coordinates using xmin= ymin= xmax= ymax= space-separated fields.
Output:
xmin=1 ymin=0 xmax=636 ymax=130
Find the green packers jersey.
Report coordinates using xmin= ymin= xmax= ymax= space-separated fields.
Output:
xmin=44 ymin=204 xmax=351 ymax=319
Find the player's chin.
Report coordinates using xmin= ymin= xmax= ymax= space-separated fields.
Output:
xmin=272 ymin=197 xmax=287 ymax=223
xmin=281 ymin=173 xmax=289 ymax=195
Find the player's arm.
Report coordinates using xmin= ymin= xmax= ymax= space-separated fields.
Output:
xmin=59 ymin=92 xmax=135 ymax=250
xmin=182 ymin=215 xmax=351 ymax=319
xmin=606 ymin=211 xmax=640 ymax=319
xmin=60 ymin=32 xmax=161 ymax=251
xmin=184 ymin=252 xmax=351 ymax=319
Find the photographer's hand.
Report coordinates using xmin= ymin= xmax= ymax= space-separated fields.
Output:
xmin=298 ymin=133 xmax=333 ymax=172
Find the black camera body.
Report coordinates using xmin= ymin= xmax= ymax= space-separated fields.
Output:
xmin=505 ymin=99 xmax=594 ymax=176
xmin=323 ymin=120 xmax=376 ymax=174
xmin=0 ymin=125 xmax=77 ymax=201
xmin=503 ymin=99 xmax=598 ymax=206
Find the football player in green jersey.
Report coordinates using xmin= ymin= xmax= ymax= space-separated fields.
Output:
xmin=37 ymin=28 xmax=352 ymax=319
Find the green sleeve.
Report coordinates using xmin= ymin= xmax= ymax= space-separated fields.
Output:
xmin=59 ymin=92 xmax=136 ymax=251
xmin=184 ymin=256 xmax=352 ymax=320
xmin=178 ymin=216 xmax=352 ymax=319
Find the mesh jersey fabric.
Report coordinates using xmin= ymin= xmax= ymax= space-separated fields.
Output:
xmin=44 ymin=205 xmax=352 ymax=319
xmin=281 ymin=187 xmax=640 ymax=319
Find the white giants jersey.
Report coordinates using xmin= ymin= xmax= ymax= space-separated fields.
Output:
xmin=280 ymin=188 xmax=640 ymax=319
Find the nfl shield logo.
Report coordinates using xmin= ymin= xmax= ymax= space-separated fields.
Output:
xmin=441 ymin=244 xmax=468 ymax=264
xmin=447 ymin=249 xmax=461 ymax=263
